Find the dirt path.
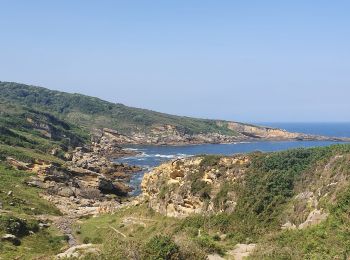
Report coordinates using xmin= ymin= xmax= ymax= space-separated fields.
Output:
xmin=53 ymin=216 xmax=79 ymax=246
xmin=227 ymin=243 xmax=256 ymax=260
xmin=35 ymin=214 xmax=79 ymax=246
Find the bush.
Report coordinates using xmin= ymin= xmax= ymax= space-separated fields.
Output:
xmin=143 ymin=235 xmax=180 ymax=260
xmin=190 ymin=180 xmax=211 ymax=199
xmin=0 ymin=215 xmax=39 ymax=237
xmin=194 ymin=234 xmax=224 ymax=255
xmin=200 ymin=155 xmax=221 ymax=168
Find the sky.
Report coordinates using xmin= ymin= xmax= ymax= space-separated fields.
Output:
xmin=0 ymin=1 xmax=349 ymax=123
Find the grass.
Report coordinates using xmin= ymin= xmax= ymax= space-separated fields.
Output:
xmin=0 ymin=163 xmax=61 ymax=215
xmin=74 ymin=204 xmax=228 ymax=259
xmin=0 ymin=100 xmax=85 ymax=259
xmin=0 ymin=162 xmax=66 ymax=258
xmin=0 ymin=144 xmax=64 ymax=164
xmin=0 ymin=225 xmax=68 ymax=259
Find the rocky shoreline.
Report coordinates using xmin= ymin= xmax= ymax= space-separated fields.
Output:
xmin=101 ymin=125 xmax=350 ymax=146
xmin=6 ymin=129 xmax=144 ymax=249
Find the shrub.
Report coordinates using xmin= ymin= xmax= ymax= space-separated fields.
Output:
xmin=0 ymin=215 xmax=39 ymax=237
xmin=200 ymin=155 xmax=221 ymax=168
xmin=193 ymin=234 xmax=224 ymax=255
xmin=143 ymin=235 xmax=180 ymax=260
xmin=190 ymin=180 xmax=211 ymax=199
xmin=213 ymin=183 xmax=233 ymax=210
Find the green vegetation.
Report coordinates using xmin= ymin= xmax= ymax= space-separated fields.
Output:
xmin=0 ymin=81 xmax=349 ymax=258
xmin=0 ymin=103 xmax=81 ymax=258
xmin=213 ymin=182 xmax=234 ymax=210
xmin=143 ymin=235 xmax=180 ymax=260
xmin=0 ymin=81 xmax=238 ymax=135
xmin=0 ymin=162 xmax=67 ymax=258
xmin=199 ymin=154 xmax=222 ymax=167
xmin=0 ymin=101 xmax=88 ymax=153
xmin=0 ymin=163 xmax=61 ymax=215
xmin=234 ymin=148 xmax=332 ymax=233
xmin=75 ymin=205 xmax=219 ymax=260
xmin=251 ymin=184 xmax=350 ymax=259
xmin=0 ymin=84 xmax=95 ymax=259
xmin=76 ymin=144 xmax=350 ymax=259
xmin=190 ymin=179 xmax=212 ymax=199
xmin=0 ymin=95 xmax=89 ymax=166
xmin=0 ymin=225 xmax=68 ymax=259
xmin=0 ymin=215 xmax=39 ymax=237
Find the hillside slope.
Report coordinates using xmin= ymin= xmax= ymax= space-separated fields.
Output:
xmin=72 ymin=144 xmax=350 ymax=259
xmin=0 ymin=102 xmax=140 ymax=258
xmin=1 ymin=81 xmax=346 ymax=144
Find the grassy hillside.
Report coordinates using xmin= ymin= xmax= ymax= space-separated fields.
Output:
xmin=0 ymin=101 xmax=88 ymax=162
xmin=0 ymin=81 xmax=238 ymax=136
xmin=0 ymin=100 xmax=90 ymax=258
xmin=75 ymin=144 xmax=350 ymax=259
xmin=0 ymin=163 xmax=69 ymax=258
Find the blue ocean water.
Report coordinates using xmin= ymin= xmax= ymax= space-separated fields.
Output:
xmin=115 ymin=123 xmax=350 ymax=195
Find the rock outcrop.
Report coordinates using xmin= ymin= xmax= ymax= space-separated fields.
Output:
xmin=96 ymin=123 xmax=350 ymax=145
xmin=56 ymin=243 xmax=99 ymax=259
xmin=142 ymin=151 xmax=350 ymax=224
xmin=6 ymin=130 xmax=141 ymax=218
xmin=142 ymin=155 xmax=250 ymax=217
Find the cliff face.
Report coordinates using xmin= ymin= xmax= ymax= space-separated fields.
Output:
xmin=142 ymin=155 xmax=250 ymax=217
xmin=223 ymin=122 xmax=300 ymax=139
xmin=142 ymin=145 xmax=350 ymax=230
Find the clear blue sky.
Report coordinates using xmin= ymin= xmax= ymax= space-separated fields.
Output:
xmin=1 ymin=1 xmax=349 ymax=122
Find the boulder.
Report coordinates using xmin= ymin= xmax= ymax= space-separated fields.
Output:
xmin=26 ymin=179 xmax=45 ymax=188
xmin=56 ymin=243 xmax=99 ymax=259
xmin=44 ymin=166 xmax=71 ymax=183
xmin=98 ymin=177 xmax=116 ymax=193
xmin=57 ymin=187 xmax=75 ymax=197
xmin=113 ymin=181 xmax=132 ymax=196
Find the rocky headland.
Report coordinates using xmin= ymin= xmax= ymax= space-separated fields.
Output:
xmin=100 ymin=123 xmax=350 ymax=146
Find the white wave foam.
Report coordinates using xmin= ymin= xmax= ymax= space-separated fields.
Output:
xmin=153 ymin=154 xmax=175 ymax=158
xmin=220 ymin=141 xmax=251 ymax=145
xmin=124 ymin=148 xmax=139 ymax=151
xmin=176 ymin=153 xmax=192 ymax=158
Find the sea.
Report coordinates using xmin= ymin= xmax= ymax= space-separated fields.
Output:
xmin=114 ymin=123 xmax=350 ymax=195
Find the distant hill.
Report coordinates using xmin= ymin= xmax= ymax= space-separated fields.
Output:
xmin=0 ymin=81 xmax=346 ymax=144
xmin=0 ymin=101 xmax=88 ymax=163
xmin=0 ymin=81 xmax=237 ymax=135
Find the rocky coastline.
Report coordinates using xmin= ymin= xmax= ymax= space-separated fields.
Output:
xmin=101 ymin=124 xmax=350 ymax=146
xmin=4 ymin=126 xmax=348 ymax=257
xmin=6 ymin=128 xmax=142 ymax=248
